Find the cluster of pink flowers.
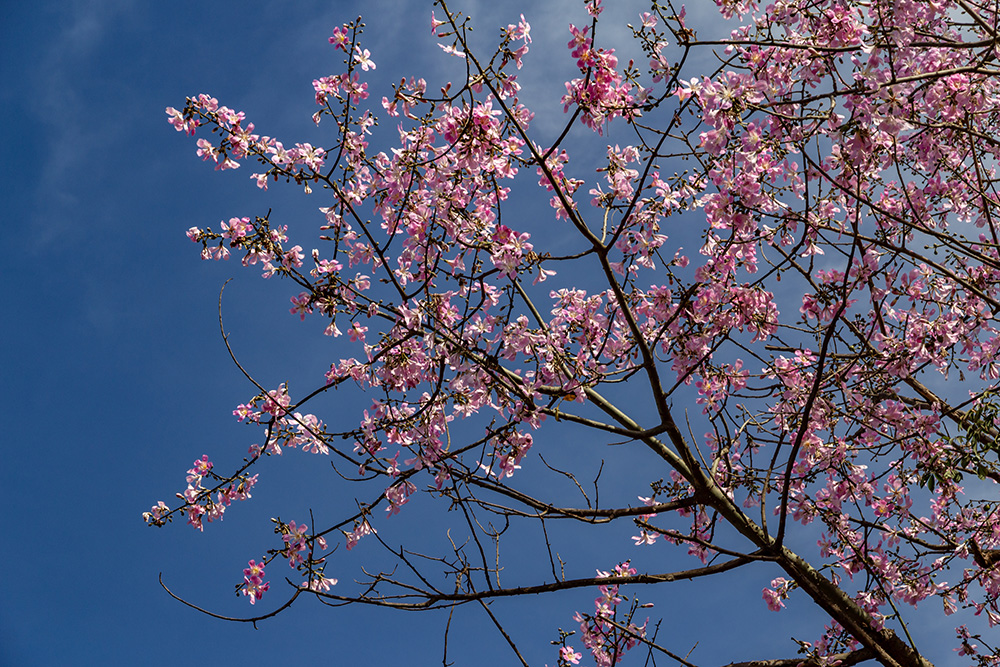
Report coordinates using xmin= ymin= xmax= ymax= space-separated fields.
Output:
xmin=282 ymin=520 xmax=311 ymax=567
xmin=241 ymin=559 xmax=270 ymax=605
xmin=572 ymin=562 xmax=647 ymax=666
xmin=478 ymin=429 xmax=533 ymax=479
xmin=237 ymin=520 xmax=339 ymax=606
xmin=345 ymin=519 xmax=375 ymax=550
xmin=385 ymin=480 xmax=417 ymax=516
xmin=561 ymin=24 xmax=637 ymax=133
xmin=240 ymin=393 xmax=329 ymax=458
xmin=143 ymin=455 xmax=258 ymax=530
xmin=762 ymin=577 xmax=793 ymax=612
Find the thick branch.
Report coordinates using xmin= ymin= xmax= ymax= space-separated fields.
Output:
xmin=721 ymin=648 xmax=874 ymax=667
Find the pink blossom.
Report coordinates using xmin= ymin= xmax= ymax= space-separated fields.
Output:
xmin=196 ymin=138 xmax=218 ymax=163
xmin=430 ymin=11 xmax=446 ymax=34
xmin=438 ymin=43 xmax=465 ymax=58
xmin=282 ymin=245 xmax=305 ymax=269
xmin=559 ymin=646 xmax=582 ymax=664
xmin=142 ymin=501 xmax=170 ymax=526
xmin=348 ymin=322 xmax=368 ymax=342
xmin=165 ymin=106 xmax=198 ymax=134
xmin=328 ymin=26 xmax=349 ymax=51
xmin=302 ymin=575 xmax=338 ymax=592
xmin=345 ymin=520 xmax=375 ymax=550
xmin=290 ymin=292 xmax=313 ymax=320
xmin=186 ymin=455 xmax=213 ymax=484
xmin=353 ymin=47 xmax=376 ymax=71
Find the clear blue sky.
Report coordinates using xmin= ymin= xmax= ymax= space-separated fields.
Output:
xmin=0 ymin=1 xmax=962 ymax=665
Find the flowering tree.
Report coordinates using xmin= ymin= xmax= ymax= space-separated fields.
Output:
xmin=147 ymin=0 xmax=1000 ymax=664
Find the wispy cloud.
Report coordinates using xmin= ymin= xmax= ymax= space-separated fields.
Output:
xmin=25 ymin=0 xmax=133 ymax=251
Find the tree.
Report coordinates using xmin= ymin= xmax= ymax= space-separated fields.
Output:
xmin=146 ymin=0 xmax=1000 ymax=664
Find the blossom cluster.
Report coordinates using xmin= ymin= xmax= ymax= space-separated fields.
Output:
xmin=571 ymin=562 xmax=647 ymax=666
xmin=143 ymin=454 xmax=257 ymax=531
xmin=241 ymin=559 xmax=270 ymax=605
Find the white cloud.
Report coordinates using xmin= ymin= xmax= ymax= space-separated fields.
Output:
xmin=25 ymin=0 xmax=135 ymax=250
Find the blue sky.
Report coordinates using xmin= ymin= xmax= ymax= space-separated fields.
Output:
xmin=0 ymin=1 xmax=966 ymax=665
